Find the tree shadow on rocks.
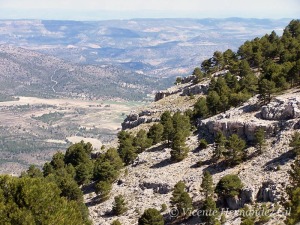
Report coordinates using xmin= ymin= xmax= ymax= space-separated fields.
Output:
xmin=147 ymin=143 xmax=168 ymax=152
xmin=150 ymin=158 xmax=171 ymax=169
xmin=264 ymin=150 xmax=295 ymax=171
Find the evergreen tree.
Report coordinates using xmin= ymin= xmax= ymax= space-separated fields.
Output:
xmin=112 ymin=195 xmax=128 ymax=216
xmin=138 ymin=208 xmax=164 ymax=225
xmin=214 ymin=131 xmax=226 ymax=160
xmin=216 ymin=174 xmax=243 ymax=198
xmin=201 ymin=196 xmax=219 ymax=225
xmin=192 ymin=67 xmax=204 ymax=83
xmin=118 ymin=131 xmax=137 ymax=165
xmin=193 ymin=97 xmax=209 ymax=118
xmin=289 ymin=132 xmax=300 ymax=155
xmin=226 ymin=134 xmax=246 ymax=165
xmin=254 ymin=128 xmax=267 ymax=154
xmin=286 ymin=156 xmax=300 ymax=224
xmin=170 ymin=131 xmax=189 ymax=162
xmin=170 ymin=181 xmax=193 ymax=219
xmin=93 ymin=161 xmax=119 ymax=183
xmin=172 ymin=112 xmax=191 ymax=138
xmin=148 ymin=123 xmax=164 ymax=145
xmin=258 ymin=79 xmax=275 ymax=104
xmin=95 ymin=181 xmax=112 ymax=202
xmin=206 ymin=91 xmax=220 ymax=115
xmin=200 ymin=171 xmax=214 ymax=198
xmin=161 ymin=112 xmax=174 ymax=146
xmin=134 ymin=129 xmax=153 ymax=153
xmin=177 ymin=192 xmax=193 ymax=218
xmin=21 ymin=165 xmax=43 ymax=178
xmin=170 ymin=181 xmax=186 ymax=206
xmin=0 ymin=175 xmax=91 ymax=225
xmin=289 ymin=158 xmax=300 ymax=188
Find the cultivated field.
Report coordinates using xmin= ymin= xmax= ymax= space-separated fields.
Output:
xmin=0 ymin=97 xmax=144 ymax=175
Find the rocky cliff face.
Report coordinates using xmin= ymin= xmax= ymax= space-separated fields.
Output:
xmin=199 ymin=93 xmax=300 ymax=142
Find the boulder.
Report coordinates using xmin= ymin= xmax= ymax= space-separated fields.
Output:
xmin=257 ymin=181 xmax=279 ymax=202
xmin=225 ymin=187 xmax=254 ymax=210
xmin=181 ymin=83 xmax=209 ymax=96
xmin=261 ymin=97 xmax=300 ymax=120
xmin=140 ymin=181 xmax=171 ymax=194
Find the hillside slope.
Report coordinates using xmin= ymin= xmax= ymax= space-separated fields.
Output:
xmin=86 ymin=74 xmax=300 ymax=224
xmin=0 ymin=45 xmax=167 ymax=100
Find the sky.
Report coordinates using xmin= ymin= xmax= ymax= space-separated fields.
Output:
xmin=0 ymin=0 xmax=299 ymax=20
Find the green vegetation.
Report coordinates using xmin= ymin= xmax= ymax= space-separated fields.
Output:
xmin=138 ymin=208 xmax=164 ymax=225
xmin=286 ymin=158 xmax=300 ymax=224
xmin=189 ymin=20 xmax=300 ymax=121
xmin=199 ymin=138 xmax=208 ymax=150
xmin=254 ymin=127 xmax=267 ymax=154
xmin=200 ymin=171 xmax=214 ymax=198
xmin=216 ymin=174 xmax=243 ymax=198
xmin=170 ymin=181 xmax=193 ymax=219
xmin=147 ymin=123 xmax=164 ymax=145
xmin=112 ymin=195 xmax=128 ymax=216
xmin=0 ymin=175 xmax=91 ymax=224
xmin=32 ymin=112 xmax=64 ymax=123
xmin=289 ymin=132 xmax=300 ymax=155
xmin=226 ymin=134 xmax=246 ymax=165
xmin=111 ymin=220 xmax=122 ymax=225
xmin=200 ymin=171 xmax=219 ymax=224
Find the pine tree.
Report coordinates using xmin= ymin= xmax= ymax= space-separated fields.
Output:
xmin=216 ymin=174 xmax=243 ymax=198
xmin=148 ymin=123 xmax=164 ymax=145
xmin=95 ymin=181 xmax=112 ymax=202
xmin=170 ymin=181 xmax=193 ymax=219
xmin=286 ymin=158 xmax=300 ymax=224
xmin=254 ymin=127 xmax=267 ymax=154
xmin=161 ymin=116 xmax=174 ymax=146
xmin=258 ymin=79 xmax=275 ymax=104
xmin=289 ymin=132 xmax=300 ymax=155
xmin=214 ymin=131 xmax=226 ymax=160
xmin=177 ymin=192 xmax=193 ymax=218
xmin=170 ymin=181 xmax=186 ymax=205
xmin=207 ymin=91 xmax=220 ymax=115
xmin=118 ymin=131 xmax=137 ymax=165
xmin=200 ymin=171 xmax=214 ymax=198
xmin=202 ymin=196 xmax=219 ymax=225
xmin=138 ymin=208 xmax=164 ymax=225
xmin=112 ymin=195 xmax=128 ymax=216
xmin=170 ymin=131 xmax=189 ymax=162
xmin=193 ymin=97 xmax=209 ymax=119
xmin=226 ymin=134 xmax=246 ymax=165
xmin=134 ymin=129 xmax=153 ymax=153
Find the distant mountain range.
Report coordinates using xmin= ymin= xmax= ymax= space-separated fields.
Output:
xmin=0 ymin=18 xmax=291 ymax=79
xmin=0 ymin=45 xmax=169 ymax=100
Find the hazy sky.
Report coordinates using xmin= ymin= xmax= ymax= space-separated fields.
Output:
xmin=0 ymin=0 xmax=299 ymax=20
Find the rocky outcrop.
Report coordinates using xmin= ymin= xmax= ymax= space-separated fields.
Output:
xmin=181 ymin=83 xmax=209 ymax=96
xmin=257 ymin=181 xmax=280 ymax=202
xmin=181 ymin=75 xmax=196 ymax=84
xmin=224 ymin=187 xmax=254 ymax=210
xmin=122 ymin=114 xmax=160 ymax=130
xmin=140 ymin=181 xmax=172 ymax=194
xmin=199 ymin=119 xmax=277 ymax=141
xmin=261 ymin=97 xmax=300 ymax=120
